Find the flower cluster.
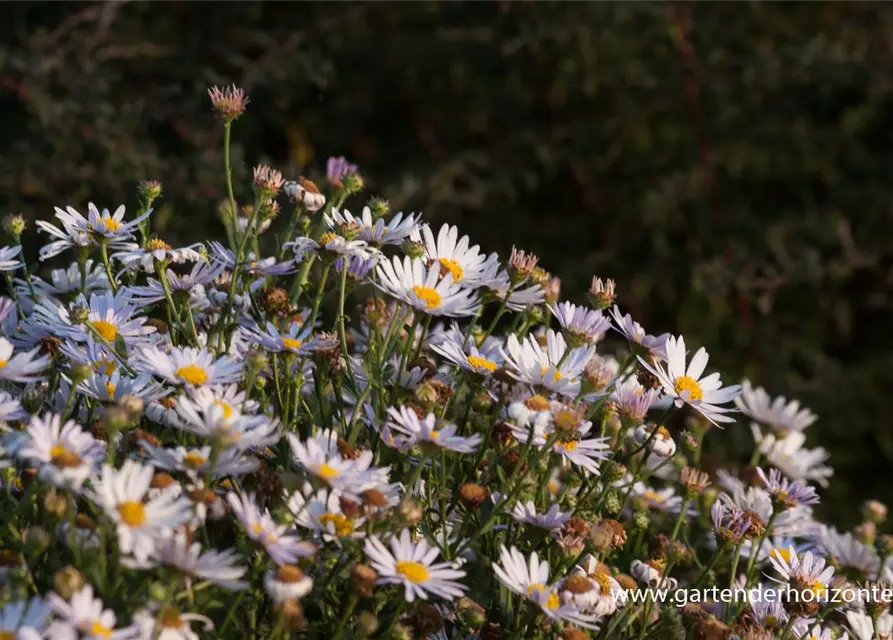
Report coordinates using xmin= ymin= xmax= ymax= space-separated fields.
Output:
xmin=0 ymin=86 xmax=885 ymax=640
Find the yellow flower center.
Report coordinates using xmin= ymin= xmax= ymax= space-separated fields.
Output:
xmin=553 ymin=409 xmax=581 ymax=431
xmin=175 ymin=364 xmax=208 ymax=385
xmin=558 ymin=439 xmax=578 ymax=451
xmin=282 ymin=337 xmax=304 ymax=351
xmin=540 ymin=366 xmax=563 ymax=382
xmin=182 ymin=451 xmax=208 ymax=469
xmin=0 ymin=360 xmax=6 ymax=369
xmin=643 ymin=490 xmax=666 ymax=504
xmin=318 ymin=462 xmax=340 ymax=479
xmin=809 ymin=579 xmax=826 ymax=597
xmin=0 ymin=632 xmax=14 ymax=640
xmin=319 ymin=231 xmax=338 ymax=247
xmin=438 ymin=257 xmax=464 ymax=281
xmin=87 ymin=621 xmax=113 ymax=638
xmin=770 ymin=547 xmax=791 ymax=563
xmin=89 ymin=216 xmax=120 ymax=233
xmin=673 ymin=375 xmax=703 ymax=401
xmin=117 ymin=501 xmax=146 ymax=526
xmin=318 ymin=512 xmax=355 ymax=537
xmin=544 ymin=591 xmax=560 ymax=610
xmin=528 ymin=582 xmax=547 ymax=596
xmin=90 ymin=320 xmax=118 ymax=343
xmin=95 ymin=359 xmax=117 ymax=376
xmin=50 ymin=444 xmax=82 ymax=468
xmin=105 ymin=381 xmax=116 ymax=397
xmin=525 ymin=395 xmax=551 ymax=411
xmin=147 ymin=238 xmax=172 ymax=251
xmin=396 ymin=560 xmax=430 ymax=583
xmin=466 ymin=354 xmax=497 ymax=372
xmin=214 ymin=400 xmax=234 ymax=420
xmin=593 ymin=569 xmax=612 ymax=594
xmin=412 ymin=285 xmax=441 ymax=309
xmin=159 ymin=607 xmax=182 ymax=629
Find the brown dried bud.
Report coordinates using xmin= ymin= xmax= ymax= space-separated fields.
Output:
xmin=559 ymin=630 xmax=590 ymax=640
xmin=693 ymin=615 xmax=732 ymax=640
xmin=43 ymin=489 xmax=69 ymax=517
xmin=863 ymin=500 xmax=888 ymax=524
xmin=352 ymin=564 xmax=378 ymax=598
xmin=361 ymin=489 xmax=388 ymax=508
xmin=407 ymin=603 xmax=444 ymax=636
xmin=53 ymin=566 xmax=86 ymax=600
xmin=130 ymin=428 xmax=162 ymax=448
xmin=459 ymin=483 xmax=489 ymax=510
xmin=144 ymin=318 xmax=169 ymax=335
xmin=398 ymin=498 xmax=423 ymax=526
xmin=150 ymin=472 xmax=177 ymax=490
xmin=260 ymin=286 xmax=291 ymax=316
xmin=589 ymin=519 xmax=627 ymax=551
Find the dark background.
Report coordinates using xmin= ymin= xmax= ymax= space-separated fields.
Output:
xmin=3 ymin=2 xmax=892 ymax=525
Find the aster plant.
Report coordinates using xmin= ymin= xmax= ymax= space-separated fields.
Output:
xmin=0 ymin=85 xmax=886 ymax=640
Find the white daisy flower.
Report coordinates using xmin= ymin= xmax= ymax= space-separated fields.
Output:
xmin=638 ymin=335 xmax=741 ymax=426
xmin=240 ymin=320 xmax=336 ymax=356
xmin=37 ymin=203 xmax=141 ymax=261
xmin=609 ymin=305 xmax=669 ymax=360
xmin=630 ymin=483 xmax=686 ymax=514
xmin=0 ymin=597 xmax=53 ymax=639
xmin=227 ymin=492 xmax=316 ymax=565
xmin=14 ymin=413 xmax=102 ymax=491
xmin=0 ymin=246 xmax=24 ymax=272
xmin=811 ymin=525 xmax=880 ymax=580
xmin=143 ymin=444 xmax=259 ymax=479
xmin=846 ymin=610 xmax=893 ymax=640
xmin=631 ymin=559 xmax=677 ymax=590
xmin=752 ymin=428 xmax=832 ymax=487
xmin=768 ymin=546 xmax=835 ymax=602
xmin=0 ymin=389 xmax=28 ymax=422
xmin=286 ymin=232 xmax=379 ymax=263
xmin=113 ymin=239 xmax=204 ymax=273
xmin=0 ymin=338 xmax=50 ymax=383
xmin=286 ymin=483 xmax=366 ymax=542
xmin=76 ymin=371 xmax=167 ymax=406
xmin=37 ymin=290 xmax=156 ymax=346
xmin=150 ymin=531 xmax=248 ymax=590
xmin=49 ymin=584 xmax=140 ymax=640
xmin=24 ymin=260 xmax=108 ymax=299
xmin=549 ymin=301 xmax=611 ymax=346
xmin=510 ymin=501 xmax=571 ymax=530
xmin=738 ymin=536 xmax=814 ymax=566
xmin=429 ymin=322 xmax=503 ymax=376
xmin=263 ymin=565 xmax=314 ymax=603
xmin=501 ymin=330 xmax=594 ymax=397
xmin=136 ymin=346 xmax=243 ymax=387
xmin=188 ymin=383 xmax=258 ymax=419
xmin=132 ymin=606 xmax=213 ymax=640
xmin=126 ymin=262 xmax=225 ymax=305
xmin=375 ymin=256 xmax=481 ymax=317
xmin=286 ymin=432 xmax=386 ymax=497
xmin=364 ymin=529 xmax=467 ymax=602
xmin=717 ymin=485 xmax=814 ymax=538
xmin=492 ymin=546 xmax=600 ymax=629
xmin=173 ymin=395 xmax=279 ymax=451
xmin=487 ymin=269 xmax=544 ymax=311
xmin=325 ymin=207 xmax=421 ymax=246
xmin=385 ymin=405 xmax=481 ymax=454
xmin=611 ymin=381 xmax=660 ymax=424
xmin=91 ymin=460 xmax=193 ymax=563
xmin=417 ymin=223 xmax=500 ymax=289
xmin=736 ymin=380 xmax=818 ymax=434
xmin=572 ymin=554 xmax=628 ymax=616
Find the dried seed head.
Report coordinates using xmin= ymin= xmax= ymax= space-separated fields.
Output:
xmin=351 ymin=563 xmax=378 ymax=598
xmin=459 ymin=483 xmax=489 ymax=510
xmin=507 ymin=246 xmax=539 ymax=282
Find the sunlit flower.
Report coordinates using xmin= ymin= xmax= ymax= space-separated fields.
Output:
xmin=755 ymin=467 xmax=820 ymax=510
xmin=133 ymin=606 xmax=214 ymax=640
xmin=0 ymin=337 xmax=51 ymax=383
xmin=375 ymin=256 xmax=481 ymax=317
xmin=549 ymin=301 xmax=611 ymax=345
xmin=501 ymin=329 xmax=594 ymax=397
xmin=49 ymin=585 xmax=140 ymax=640
xmin=417 ymin=223 xmax=500 ymax=289
xmin=91 ymin=461 xmax=193 ymax=563
xmin=736 ymin=380 xmax=818 ymax=434
xmin=364 ymin=529 xmax=467 ymax=602
xmin=768 ymin=546 xmax=835 ymax=603
xmin=638 ymin=335 xmax=741 ymax=426
xmin=287 ymin=483 xmax=366 ymax=542
xmin=326 ymin=207 xmax=420 ymax=246
xmin=150 ymin=531 xmax=248 ymax=590
xmin=811 ymin=525 xmax=880 ymax=580
xmin=14 ymin=413 xmax=102 ymax=491
xmin=510 ymin=501 xmax=570 ymax=530
xmin=241 ymin=320 xmax=336 ymax=356
xmin=752 ymin=428 xmax=832 ymax=487
xmin=263 ymin=565 xmax=314 ymax=604
xmin=113 ymin=240 xmax=204 ymax=273
xmin=136 ymin=346 xmax=243 ymax=387
xmin=429 ymin=322 xmax=503 ymax=376
xmin=227 ymin=492 xmax=317 ymax=565
xmin=143 ymin=444 xmax=259 ymax=479
xmin=385 ymin=405 xmax=481 ymax=454
xmin=37 ymin=203 xmax=146 ymax=260
xmin=0 ymin=246 xmax=24 ymax=272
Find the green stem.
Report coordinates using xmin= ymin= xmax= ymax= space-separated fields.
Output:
xmin=99 ymin=240 xmax=117 ymax=293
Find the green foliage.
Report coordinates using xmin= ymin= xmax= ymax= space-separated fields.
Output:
xmin=2 ymin=2 xmax=892 ymax=523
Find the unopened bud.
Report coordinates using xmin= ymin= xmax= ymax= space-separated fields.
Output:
xmin=53 ymin=566 xmax=86 ymax=600
xmin=368 ymin=197 xmax=390 ymax=218
xmin=398 ymin=498 xmax=423 ymax=526
xmin=603 ymin=491 xmax=621 ymax=515
xmin=119 ymin=394 xmax=144 ymax=417
xmin=863 ymin=500 xmax=888 ymax=524
xmin=68 ymin=362 xmax=93 ymax=384
xmin=342 ymin=172 xmax=364 ymax=193
xmin=70 ymin=306 xmax=89 ymax=325
xmin=633 ymin=511 xmax=650 ymax=531
xmin=456 ymin=597 xmax=486 ymax=629
xmin=351 ymin=563 xmax=378 ymax=598
xmin=138 ymin=180 xmax=163 ymax=207
xmin=43 ymin=489 xmax=69 ymax=517
xmin=354 ymin=610 xmax=379 ymax=637
xmin=401 ymin=239 xmax=425 ymax=260
xmin=408 ymin=603 xmax=444 ymax=636
xmin=4 ymin=214 xmax=25 ymax=237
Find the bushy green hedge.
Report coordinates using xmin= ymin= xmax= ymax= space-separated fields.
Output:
xmin=2 ymin=2 xmax=891 ymax=523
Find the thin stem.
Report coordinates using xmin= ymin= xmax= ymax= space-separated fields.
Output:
xmin=99 ymin=240 xmax=118 ymax=293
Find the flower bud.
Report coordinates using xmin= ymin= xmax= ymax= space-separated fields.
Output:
xmin=401 ymin=239 xmax=426 ymax=260
xmin=456 ymin=597 xmax=486 ymax=629
xmin=4 ymin=214 xmax=25 ymax=237
xmin=368 ymin=197 xmax=390 ymax=218
xmin=354 ymin=611 xmax=379 ymax=637
xmin=605 ymin=461 xmax=627 ymax=482
xmin=408 ymin=603 xmax=444 ymax=636
xmin=119 ymin=394 xmax=145 ymax=417
xmin=633 ymin=511 xmax=650 ymax=531
xmin=398 ymin=498 xmax=423 ymax=526
xmin=43 ymin=489 xmax=69 ymax=517
xmin=70 ymin=306 xmax=90 ymax=325
xmin=863 ymin=500 xmax=888 ymax=524
xmin=68 ymin=362 xmax=93 ymax=384
xmin=138 ymin=180 xmax=163 ymax=207
xmin=342 ymin=172 xmax=364 ymax=193
xmin=53 ymin=566 xmax=86 ymax=600
xmin=603 ymin=490 xmax=621 ymax=515
xmin=459 ymin=483 xmax=488 ymax=510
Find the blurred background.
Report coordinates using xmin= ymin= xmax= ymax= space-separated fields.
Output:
xmin=2 ymin=2 xmax=891 ymax=523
